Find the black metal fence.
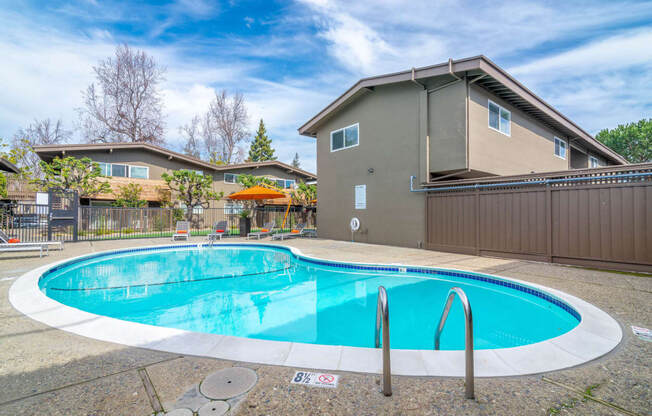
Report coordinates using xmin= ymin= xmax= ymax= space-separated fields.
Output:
xmin=0 ymin=203 xmax=316 ymax=242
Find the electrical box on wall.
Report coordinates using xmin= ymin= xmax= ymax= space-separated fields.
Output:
xmin=354 ymin=184 xmax=366 ymax=209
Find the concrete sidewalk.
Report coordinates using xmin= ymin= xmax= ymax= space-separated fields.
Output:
xmin=0 ymin=237 xmax=649 ymax=415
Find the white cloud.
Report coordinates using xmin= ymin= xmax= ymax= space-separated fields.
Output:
xmin=511 ymin=29 xmax=652 ymax=76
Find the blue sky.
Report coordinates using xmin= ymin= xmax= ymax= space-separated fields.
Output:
xmin=1 ymin=0 xmax=651 ymax=173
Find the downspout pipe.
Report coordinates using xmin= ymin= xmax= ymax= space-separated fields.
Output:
xmin=448 ymin=58 xmax=462 ymax=81
xmin=411 ymin=67 xmax=426 ymax=89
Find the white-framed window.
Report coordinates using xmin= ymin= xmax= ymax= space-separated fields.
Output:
xmin=331 ymin=123 xmax=359 ymax=152
xmin=224 ymin=173 xmax=239 ymax=183
xmin=354 ymin=184 xmax=366 ymax=210
xmin=111 ymin=164 xmax=128 ymax=177
xmin=488 ymin=100 xmax=511 ymax=136
xmin=95 ymin=162 xmax=149 ymax=179
xmin=285 ymin=179 xmax=296 ymax=189
xmin=589 ymin=156 xmax=599 ymax=168
xmin=98 ymin=162 xmax=111 ymax=176
xmin=129 ymin=165 xmax=149 ymax=179
xmin=224 ymin=201 xmax=244 ymax=215
xmin=554 ymin=137 xmax=567 ymax=159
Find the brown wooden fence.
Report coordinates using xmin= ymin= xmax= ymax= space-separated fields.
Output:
xmin=425 ymin=163 xmax=652 ymax=272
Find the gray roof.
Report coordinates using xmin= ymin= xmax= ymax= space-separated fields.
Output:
xmin=298 ymin=55 xmax=627 ymax=165
xmin=33 ymin=142 xmax=316 ymax=180
xmin=0 ymin=158 xmax=20 ymax=174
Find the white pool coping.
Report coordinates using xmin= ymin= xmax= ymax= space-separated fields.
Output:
xmin=9 ymin=242 xmax=622 ymax=377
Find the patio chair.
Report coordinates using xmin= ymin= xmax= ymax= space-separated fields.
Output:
xmin=208 ymin=220 xmax=228 ymax=242
xmin=272 ymin=223 xmax=307 ymax=241
xmin=0 ymin=229 xmax=64 ymax=257
xmin=172 ymin=221 xmax=190 ymax=241
xmin=247 ymin=220 xmax=276 ymax=240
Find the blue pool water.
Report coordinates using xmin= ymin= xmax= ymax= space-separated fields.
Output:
xmin=39 ymin=245 xmax=580 ymax=350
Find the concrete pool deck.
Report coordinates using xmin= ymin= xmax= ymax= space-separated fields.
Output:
xmin=0 ymin=237 xmax=650 ymax=415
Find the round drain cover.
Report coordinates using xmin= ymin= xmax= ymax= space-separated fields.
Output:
xmin=166 ymin=409 xmax=193 ymax=416
xmin=198 ymin=400 xmax=229 ymax=416
xmin=199 ymin=367 xmax=257 ymax=400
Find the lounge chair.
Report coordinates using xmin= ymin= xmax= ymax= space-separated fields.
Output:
xmin=247 ymin=221 xmax=276 ymax=240
xmin=172 ymin=221 xmax=190 ymax=241
xmin=208 ymin=220 xmax=228 ymax=241
xmin=272 ymin=223 xmax=307 ymax=240
xmin=0 ymin=229 xmax=63 ymax=257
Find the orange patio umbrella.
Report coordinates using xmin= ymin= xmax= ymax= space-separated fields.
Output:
xmin=227 ymin=185 xmax=286 ymax=200
xmin=228 ymin=185 xmax=294 ymax=229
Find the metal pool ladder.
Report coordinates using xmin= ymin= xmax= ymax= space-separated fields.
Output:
xmin=375 ymin=286 xmax=392 ymax=396
xmin=434 ymin=287 xmax=475 ymax=399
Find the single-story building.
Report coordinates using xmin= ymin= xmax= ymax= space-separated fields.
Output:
xmin=299 ymin=55 xmax=627 ymax=248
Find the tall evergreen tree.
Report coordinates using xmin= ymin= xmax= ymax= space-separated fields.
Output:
xmin=292 ymin=152 xmax=300 ymax=168
xmin=248 ymin=119 xmax=276 ymax=162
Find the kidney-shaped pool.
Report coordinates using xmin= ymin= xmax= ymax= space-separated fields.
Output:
xmin=10 ymin=243 xmax=622 ymax=376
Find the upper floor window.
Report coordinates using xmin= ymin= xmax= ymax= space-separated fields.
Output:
xmin=331 ymin=123 xmax=359 ymax=151
xmin=98 ymin=162 xmax=111 ymax=177
xmin=488 ymin=100 xmax=511 ymax=136
xmin=589 ymin=156 xmax=599 ymax=168
xmin=554 ymin=137 xmax=567 ymax=159
xmin=96 ymin=162 xmax=149 ymax=179
xmin=224 ymin=173 xmax=239 ymax=183
xmin=129 ymin=166 xmax=148 ymax=179
xmin=110 ymin=164 xmax=127 ymax=177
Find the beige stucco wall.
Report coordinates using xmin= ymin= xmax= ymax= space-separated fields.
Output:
xmin=315 ymin=82 xmax=426 ymax=248
xmin=428 ymin=81 xmax=467 ymax=173
xmin=468 ymin=84 xmax=569 ymax=175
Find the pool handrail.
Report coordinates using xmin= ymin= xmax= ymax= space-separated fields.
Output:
xmin=375 ymin=285 xmax=391 ymax=396
xmin=434 ymin=286 xmax=474 ymax=399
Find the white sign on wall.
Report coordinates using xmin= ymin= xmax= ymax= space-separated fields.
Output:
xmin=354 ymin=184 xmax=366 ymax=209
xmin=36 ymin=192 xmax=49 ymax=206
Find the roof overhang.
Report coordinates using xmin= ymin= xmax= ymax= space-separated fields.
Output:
xmin=33 ymin=143 xmax=317 ymax=180
xmin=0 ymin=158 xmax=20 ymax=174
xmin=298 ymin=56 xmax=627 ymax=165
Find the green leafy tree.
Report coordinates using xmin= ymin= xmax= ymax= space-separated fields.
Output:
xmin=596 ymin=118 xmax=651 ymax=164
xmin=0 ymin=172 xmax=6 ymax=198
xmin=32 ymin=156 xmax=111 ymax=198
xmin=161 ymin=170 xmax=223 ymax=221
xmin=112 ymin=183 xmax=147 ymax=207
xmin=292 ymin=181 xmax=316 ymax=206
xmin=291 ymin=152 xmax=300 ymax=168
xmin=236 ymin=173 xmax=274 ymax=189
xmin=247 ymin=119 xmax=276 ymax=162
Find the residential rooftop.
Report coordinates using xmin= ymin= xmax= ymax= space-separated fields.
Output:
xmin=298 ymin=55 xmax=627 ymax=165
xmin=33 ymin=142 xmax=317 ymax=180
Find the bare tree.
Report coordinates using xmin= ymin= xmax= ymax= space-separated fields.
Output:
xmin=179 ymin=115 xmax=201 ymax=158
xmin=12 ymin=118 xmax=70 ymax=177
xmin=79 ymin=44 xmax=166 ymax=144
xmin=207 ymin=90 xmax=249 ymax=164
xmin=200 ymin=112 xmax=220 ymax=163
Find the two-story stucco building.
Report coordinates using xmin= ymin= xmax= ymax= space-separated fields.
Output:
xmin=33 ymin=143 xmax=316 ymax=208
xmin=299 ymin=56 xmax=626 ymax=248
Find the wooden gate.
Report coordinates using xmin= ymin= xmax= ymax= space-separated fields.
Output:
xmin=426 ymin=164 xmax=652 ymax=272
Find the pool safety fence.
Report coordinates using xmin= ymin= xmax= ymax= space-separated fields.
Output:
xmin=0 ymin=204 xmax=316 ymax=243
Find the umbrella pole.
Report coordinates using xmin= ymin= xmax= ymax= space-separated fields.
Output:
xmin=281 ymin=200 xmax=291 ymax=230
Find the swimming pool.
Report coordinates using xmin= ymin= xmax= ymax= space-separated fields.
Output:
xmin=11 ymin=243 xmax=622 ymax=376
xmin=38 ymin=244 xmax=579 ymax=350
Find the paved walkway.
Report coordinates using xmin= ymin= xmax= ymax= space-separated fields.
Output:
xmin=0 ymin=238 xmax=649 ymax=415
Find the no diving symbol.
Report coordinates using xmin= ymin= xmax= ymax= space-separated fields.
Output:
xmin=319 ymin=374 xmax=334 ymax=383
